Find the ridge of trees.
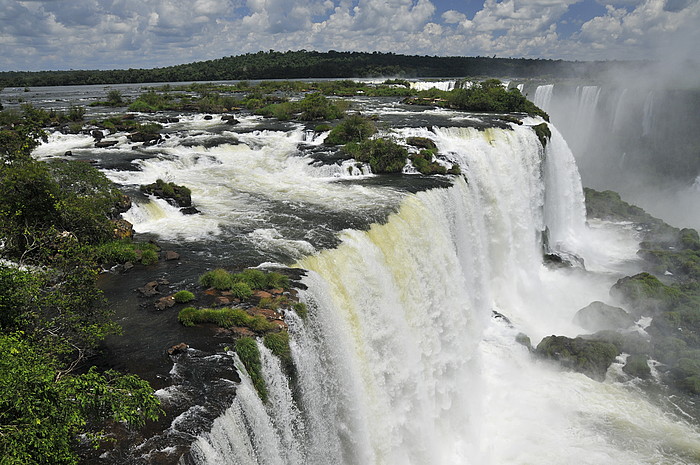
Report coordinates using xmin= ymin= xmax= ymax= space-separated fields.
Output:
xmin=0 ymin=50 xmax=653 ymax=87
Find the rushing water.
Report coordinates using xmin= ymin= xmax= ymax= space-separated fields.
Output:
xmin=15 ymin=81 xmax=700 ymax=464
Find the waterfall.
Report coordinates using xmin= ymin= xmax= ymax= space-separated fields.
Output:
xmin=185 ymin=124 xmax=700 ymax=464
xmin=611 ymin=88 xmax=628 ymax=133
xmin=533 ymin=84 xmax=554 ymax=112
xmin=410 ymin=80 xmax=456 ymax=91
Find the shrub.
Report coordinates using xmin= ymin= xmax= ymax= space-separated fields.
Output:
xmin=177 ymin=306 xmax=277 ymax=332
xmin=264 ymin=271 xmax=290 ymax=290
xmin=230 ymin=282 xmax=253 ymax=299
xmin=346 ymin=138 xmax=408 ymax=174
xmin=173 ymin=290 xmax=195 ymax=303
xmin=293 ymin=302 xmax=308 ymax=319
xmin=235 ymin=337 xmax=267 ymax=402
xmin=140 ymin=249 xmax=159 ymax=265
xmin=93 ymin=240 xmax=138 ymax=264
xmin=324 ymin=115 xmax=376 ymax=145
xmin=235 ymin=269 xmax=267 ymax=289
xmin=263 ymin=331 xmax=293 ymax=373
xmin=199 ymin=268 xmax=234 ymax=290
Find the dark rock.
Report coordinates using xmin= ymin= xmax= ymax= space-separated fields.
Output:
xmin=64 ymin=150 xmax=72 ymax=156
xmin=222 ymin=115 xmax=240 ymax=125
xmin=203 ymin=115 xmax=213 ymax=120
xmin=623 ymin=354 xmax=651 ymax=379
xmin=180 ymin=206 xmax=200 ymax=215
xmin=492 ymin=310 xmax=512 ymax=326
xmin=110 ymin=219 xmax=134 ymax=240
xmin=137 ymin=281 xmax=160 ymax=297
xmin=113 ymin=194 xmax=132 ymax=216
xmin=574 ymin=301 xmax=635 ymax=332
xmin=157 ymin=278 xmax=169 ymax=285
xmin=536 ymin=335 xmax=620 ymax=381
xmin=123 ymin=261 xmax=134 ymax=271
xmin=95 ymin=140 xmax=119 ymax=148
xmin=140 ymin=179 xmax=192 ymax=208
xmin=406 ymin=136 xmax=437 ymax=151
xmin=583 ymin=330 xmax=652 ymax=355
xmin=516 ymin=333 xmax=533 ymax=351
xmin=167 ymin=342 xmax=189 ymax=355
xmin=155 ymin=295 xmax=176 ymax=310
xmin=164 ymin=251 xmax=180 ymax=261
xmin=158 ymin=117 xmax=180 ymax=124
xmin=609 ymin=272 xmax=676 ymax=317
xmin=544 ymin=251 xmax=585 ymax=269
xmin=128 ymin=132 xmax=162 ymax=144
xmin=91 ymin=129 xmax=104 ymax=141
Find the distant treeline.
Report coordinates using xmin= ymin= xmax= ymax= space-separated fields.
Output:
xmin=0 ymin=50 xmax=650 ymax=88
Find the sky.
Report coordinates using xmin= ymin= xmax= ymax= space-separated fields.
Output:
xmin=0 ymin=0 xmax=698 ymax=71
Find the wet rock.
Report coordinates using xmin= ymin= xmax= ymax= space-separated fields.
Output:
xmin=164 ymin=251 xmax=180 ymax=261
xmin=222 ymin=115 xmax=240 ymax=125
xmin=167 ymin=342 xmax=189 ymax=355
xmin=95 ymin=139 xmax=119 ymax=148
xmin=203 ymin=115 xmax=213 ymax=120
xmin=214 ymin=296 xmax=231 ymax=306
xmin=123 ymin=261 xmax=134 ymax=271
xmin=113 ymin=194 xmax=132 ymax=216
xmin=492 ymin=310 xmax=512 ymax=325
xmin=138 ymin=281 xmax=160 ymax=297
xmin=574 ymin=301 xmax=635 ymax=332
xmin=253 ymin=290 xmax=273 ymax=300
xmin=91 ymin=129 xmax=104 ymax=140
xmin=536 ymin=335 xmax=620 ymax=381
xmin=623 ymin=354 xmax=651 ymax=379
xmin=64 ymin=150 xmax=72 ymax=156
xmin=180 ymin=206 xmax=200 ymax=215
xmin=155 ymin=295 xmax=176 ymax=310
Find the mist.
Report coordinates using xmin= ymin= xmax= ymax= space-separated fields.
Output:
xmin=530 ymin=57 xmax=700 ymax=230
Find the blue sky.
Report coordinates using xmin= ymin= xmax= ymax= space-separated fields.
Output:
xmin=0 ymin=0 xmax=698 ymax=71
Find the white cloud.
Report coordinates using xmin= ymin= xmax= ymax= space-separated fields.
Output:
xmin=442 ymin=9 xmax=467 ymax=24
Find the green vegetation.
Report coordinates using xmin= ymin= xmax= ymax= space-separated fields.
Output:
xmin=345 ymin=138 xmax=408 ymax=174
xmin=198 ymin=268 xmax=290 ymax=291
xmin=235 ymin=337 xmax=267 ymax=402
xmin=0 ymin=109 xmax=163 ymax=462
xmin=293 ymin=302 xmax=308 ymax=319
xmin=177 ymin=307 xmax=276 ymax=332
xmin=173 ymin=290 xmax=195 ymax=303
xmin=0 ymin=50 xmax=652 ymax=87
xmin=256 ymin=92 xmax=347 ymax=121
xmin=533 ymin=122 xmax=551 ymax=148
xmin=405 ymin=79 xmax=549 ymax=120
xmin=324 ymin=114 xmax=377 ymax=145
xmin=263 ymin=331 xmax=293 ymax=374
xmin=535 ymin=335 xmax=620 ymax=381
xmin=93 ymin=239 xmax=160 ymax=266
xmin=140 ymin=179 xmax=192 ymax=208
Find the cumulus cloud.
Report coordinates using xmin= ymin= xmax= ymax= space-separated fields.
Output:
xmin=0 ymin=0 xmax=698 ymax=71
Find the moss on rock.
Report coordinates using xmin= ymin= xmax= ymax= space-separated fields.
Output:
xmin=535 ymin=335 xmax=620 ymax=381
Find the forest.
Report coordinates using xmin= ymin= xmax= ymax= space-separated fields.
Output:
xmin=0 ymin=50 xmax=651 ymax=87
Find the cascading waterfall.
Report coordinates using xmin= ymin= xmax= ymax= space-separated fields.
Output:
xmin=410 ymin=80 xmax=456 ymax=91
xmin=533 ymin=84 xmax=554 ymax=112
xmin=185 ymin=123 xmax=700 ymax=464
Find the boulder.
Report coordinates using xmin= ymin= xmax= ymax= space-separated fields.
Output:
xmin=167 ymin=342 xmax=189 ymax=355
xmin=155 ymin=295 xmax=176 ymax=310
xmin=573 ymin=301 xmax=635 ymax=332
xmin=203 ymin=115 xmax=213 ymax=120
xmin=64 ymin=150 xmax=72 ymax=156
xmin=91 ymin=129 xmax=104 ymax=140
xmin=95 ymin=140 xmax=119 ymax=148
xmin=128 ymin=131 xmax=162 ymax=143
xmin=180 ymin=206 xmax=200 ymax=215
xmin=623 ymin=354 xmax=651 ymax=379
xmin=138 ymin=281 xmax=160 ymax=297
xmin=536 ymin=335 xmax=620 ymax=381
xmin=111 ymin=219 xmax=134 ymax=240
xmin=113 ymin=194 xmax=132 ymax=216
xmin=222 ymin=115 xmax=240 ymax=125
xmin=164 ymin=251 xmax=180 ymax=261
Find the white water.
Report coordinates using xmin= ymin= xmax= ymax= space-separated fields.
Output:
xmin=187 ymin=124 xmax=700 ymax=464
xmin=410 ymin=80 xmax=456 ymax=92
xmin=533 ymin=84 xmax=554 ymax=113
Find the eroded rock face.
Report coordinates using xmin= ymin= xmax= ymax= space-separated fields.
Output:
xmin=574 ymin=301 xmax=635 ymax=332
xmin=536 ymin=335 xmax=620 ymax=381
xmin=111 ymin=219 xmax=134 ymax=240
